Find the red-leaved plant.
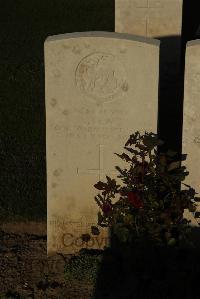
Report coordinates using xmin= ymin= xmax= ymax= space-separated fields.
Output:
xmin=86 ymin=132 xmax=199 ymax=247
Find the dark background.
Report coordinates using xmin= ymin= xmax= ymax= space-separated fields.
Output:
xmin=0 ymin=0 xmax=114 ymax=221
xmin=0 ymin=0 xmax=199 ymax=221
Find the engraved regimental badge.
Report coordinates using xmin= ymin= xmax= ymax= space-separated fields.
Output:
xmin=75 ymin=52 xmax=128 ymax=103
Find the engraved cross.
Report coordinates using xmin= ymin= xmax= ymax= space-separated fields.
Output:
xmin=77 ymin=144 xmax=118 ymax=181
xmin=136 ymin=0 xmax=162 ymax=36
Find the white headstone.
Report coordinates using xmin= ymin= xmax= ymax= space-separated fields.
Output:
xmin=115 ymin=1 xmax=183 ymax=147
xmin=183 ymin=40 xmax=200 ymax=226
xmin=115 ymin=0 xmax=183 ymax=38
xmin=45 ymin=31 xmax=160 ymax=254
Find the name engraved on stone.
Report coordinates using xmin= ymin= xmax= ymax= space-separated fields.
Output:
xmin=62 ymin=232 xmax=110 ymax=249
xmin=45 ymin=32 xmax=159 ymax=254
xmin=194 ymin=137 xmax=200 ymax=145
xmin=75 ymin=52 xmax=127 ymax=102
xmin=65 ymin=125 xmax=124 ymax=140
xmin=77 ymin=144 xmax=118 ymax=181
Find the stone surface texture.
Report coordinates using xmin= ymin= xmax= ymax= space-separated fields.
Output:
xmin=116 ymin=0 xmax=183 ymax=154
xmin=183 ymin=40 xmax=200 ymax=226
xmin=45 ymin=31 xmax=160 ymax=254
xmin=115 ymin=0 xmax=183 ymax=38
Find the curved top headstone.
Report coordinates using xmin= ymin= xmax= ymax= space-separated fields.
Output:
xmin=115 ymin=0 xmax=183 ymax=37
xmin=187 ymin=39 xmax=200 ymax=48
xmin=183 ymin=39 xmax=200 ymax=226
xmin=45 ymin=31 xmax=160 ymax=46
xmin=45 ymin=31 xmax=160 ymax=254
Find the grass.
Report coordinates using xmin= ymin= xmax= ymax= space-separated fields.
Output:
xmin=63 ymin=243 xmax=200 ymax=298
xmin=64 ymin=249 xmax=103 ymax=283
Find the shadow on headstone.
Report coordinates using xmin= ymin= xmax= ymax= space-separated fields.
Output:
xmin=90 ymin=33 xmax=200 ymax=296
xmin=91 ymin=34 xmax=200 ymax=297
xmin=156 ymin=35 xmax=183 ymax=156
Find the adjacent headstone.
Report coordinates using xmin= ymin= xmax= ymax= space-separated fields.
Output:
xmin=116 ymin=0 xmax=183 ymax=152
xmin=183 ymin=40 xmax=200 ymax=226
xmin=115 ymin=0 xmax=183 ymax=38
xmin=45 ymin=31 xmax=160 ymax=254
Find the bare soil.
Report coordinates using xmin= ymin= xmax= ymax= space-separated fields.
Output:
xmin=1 ymin=222 xmax=200 ymax=299
xmin=0 ymin=222 xmax=94 ymax=299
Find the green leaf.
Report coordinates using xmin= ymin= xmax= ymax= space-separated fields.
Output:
xmin=99 ymin=223 xmax=108 ymax=228
xmin=94 ymin=181 xmax=106 ymax=190
xmin=168 ymin=161 xmax=181 ymax=171
xmin=181 ymin=154 xmax=187 ymax=161
xmin=157 ymin=139 xmax=164 ymax=146
xmin=81 ymin=234 xmax=91 ymax=243
xmin=97 ymin=212 xmax=104 ymax=225
xmin=136 ymin=144 xmax=147 ymax=150
xmin=166 ymin=150 xmax=177 ymax=157
xmin=195 ymin=212 xmax=200 ymax=218
xmin=125 ymin=131 xmax=140 ymax=146
xmin=167 ymin=238 xmax=176 ymax=246
xmin=96 ymin=194 xmax=104 ymax=201
xmin=188 ymin=204 xmax=196 ymax=213
xmin=143 ymin=136 xmax=156 ymax=149
xmin=142 ymin=134 xmax=164 ymax=149
xmin=124 ymin=147 xmax=139 ymax=155
xmin=181 ymin=218 xmax=190 ymax=225
xmin=124 ymin=214 xmax=134 ymax=225
xmin=105 ymin=176 xmax=119 ymax=190
xmin=149 ymin=166 xmax=156 ymax=174
xmin=94 ymin=196 xmax=102 ymax=208
xmin=113 ymin=224 xmax=130 ymax=243
xmin=179 ymin=172 xmax=189 ymax=181
xmin=114 ymin=153 xmax=132 ymax=162
xmin=106 ymin=175 xmax=112 ymax=183
xmin=115 ymin=166 xmax=126 ymax=175
xmin=91 ymin=226 xmax=100 ymax=235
